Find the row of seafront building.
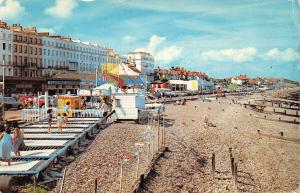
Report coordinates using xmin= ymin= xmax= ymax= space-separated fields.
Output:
xmin=0 ymin=21 xmax=155 ymax=95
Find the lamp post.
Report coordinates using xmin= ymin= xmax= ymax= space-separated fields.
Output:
xmin=1 ymin=60 xmax=5 ymax=118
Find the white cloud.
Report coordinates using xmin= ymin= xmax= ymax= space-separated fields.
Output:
xmin=38 ymin=27 xmax=55 ymax=34
xmin=81 ymin=0 xmax=95 ymax=2
xmin=0 ymin=0 xmax=25 ymax=20
xmin=134 ymin=47 xmax=148 ymax=52
xmin=122 ymin=35 xmax=136 ymax=43
xmin=45 ymin=0 xmax=78 ymax=18
xmin=135 ymin=35 xmax=182 ymax=63
xmin=148 ymin=35 xmax=166 ymax=53
xmin=156 ymin=46 xmax=182 ymax=62
xmin=263 ymin=48 xmax=300 ymax=62
xmin=200 ymin=47 xmax=257 ymax=62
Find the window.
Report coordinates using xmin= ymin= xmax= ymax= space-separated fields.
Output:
xmin=8 ymin=55 xmax=11 ymax=65
xmin=29 ymin=38 xmax=32 ymax=43
xmin=24 ymin=57 xmax=27 ymax=64
xmin=8 ymin=44 xmax=11 ymax=51
xmin=19 ymin=45 xmax=22 ymax=53
xmin=24 ymin=46 xmax=27 ymax=53
xmin=13 ymin=56 xmax=17 ymax=65
xmin=35 ymin=47 xmax=37 ymax=55
xmin=39 ymin=48 xmax=42 ymax=55
xmin=18 ymin=56 xmax=22 ymax=65
xmin=13 ymin=35 xmax=17 ymax=41
xmin=34 ymin=38 xmax=37 ymax=44
xmin=14 ymin=44 xmax=17 ymax=52
xmin=2 ymin=43 xmax=5 ymax=50
xmin=24 ymin=37 xmax=27 ymax=42
xmin=30 ymin=47 xmax=33 ymax=54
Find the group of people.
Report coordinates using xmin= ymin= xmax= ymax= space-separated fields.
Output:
xmin=0 ymin=118 xmax=24 ymax=166
xmin=23 ymin=96 xmax=38 ymax=109
xmin=47 ymin=105 xmax=69 ymax=134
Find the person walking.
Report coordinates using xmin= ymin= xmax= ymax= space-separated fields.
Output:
xmin=47 ymin=107 xmax=53 ymax=134
xmin=56 ymin=113 xmax=63 ymax=132
xmin=11 ymin=122 xmax=24 ymax=156
xmin=62 ymin=113 xmax=68 ymax=126
xmin=0 ymin=124 xmax=13 ymax=166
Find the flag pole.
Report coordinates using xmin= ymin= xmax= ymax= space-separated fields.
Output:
xmin=2 ymin=60 xmax=5 ymax=118
xmin=96 ymin=67 xmax=98 ymax=87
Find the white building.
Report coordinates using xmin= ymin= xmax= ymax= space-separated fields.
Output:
xmin=73 ymin=40 xmax=112 ymax=74
xmin=124 ymin=52 xmax=154 ymax=75
xmin=40 ymin=33 xmax=115 ymax=76
xmin=231 ymin=78 xmax=244 ymax=85
xmin=0 ymin=27 xmax=13 ymax=76
xmin=41 ymin=34 xmax=79 ymax=76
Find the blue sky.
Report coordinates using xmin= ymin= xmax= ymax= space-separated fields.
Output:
xmin=1 ymin=0 xmax=299 ymax=80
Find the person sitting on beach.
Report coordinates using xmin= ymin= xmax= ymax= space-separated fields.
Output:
xmin=203 ymin=115 xmax=216 ymax=128
xmin=0 ymin=124 xmax=13 ymax=166
xmin=47 ymin=107 xmax=53 ymax=134
xmin=62 ymin=113 xmax=68 ymax=126
xmin=56 ymin=113 xmax=63 ymax=132
xmin=203 ymin=115 xmax=209 ymax=127
xmin=11 ymin=122 xmax=24 ymax=156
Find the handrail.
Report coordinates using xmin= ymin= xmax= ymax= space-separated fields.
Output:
xmin=21 ymin=108 xmax=104 ymax=122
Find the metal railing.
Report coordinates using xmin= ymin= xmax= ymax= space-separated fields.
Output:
xmin=22 ymin=108 xmax=104 ymax=122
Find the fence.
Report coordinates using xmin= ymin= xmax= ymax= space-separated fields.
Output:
xmin=21 ymin=108 xmax=104 ymax=122
xmin=70 ymin=110 xmax=166 ymax=193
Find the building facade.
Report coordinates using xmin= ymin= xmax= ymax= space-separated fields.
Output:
xmin=0 ymin=21 xmax=13 ymax=77
xmin=124 ymin=51 xmax=155 ymax=86
xmin=73 ymin=40 xmax=113 ymax=74
xmin=40 ymin=34 xmax=79 ymax=77
xmin=9 ymin=24 xmax=43 ymax=78
xmin=124 ymin=52 xmax=155 ymax=75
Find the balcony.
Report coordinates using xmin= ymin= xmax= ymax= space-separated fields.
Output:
xmin=47 ymin=66 xmax=70 ymax=71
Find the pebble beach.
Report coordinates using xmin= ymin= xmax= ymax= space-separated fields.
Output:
xmin=52 ymin=89 xmax=299 ymax=193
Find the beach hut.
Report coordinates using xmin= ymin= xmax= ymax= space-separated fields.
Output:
xmin=113 ymin=92 xmax=145 ymax=121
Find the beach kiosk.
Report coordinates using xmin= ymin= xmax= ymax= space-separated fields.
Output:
xmin=57 ymin=95 xmax=82 ymax=110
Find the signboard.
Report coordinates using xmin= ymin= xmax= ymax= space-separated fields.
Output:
xmin=16 ymin=84 xmax=32 ymax=89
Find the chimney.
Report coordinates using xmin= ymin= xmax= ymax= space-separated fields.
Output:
xmin=9 ymin=24 xmax=23 ymax=31
xmin=0 ymin=21 xmax=7 ymax=28
xmin=38 ymin=32 xmax=50 ymax=36
xmin=25 ymin=27 xmax=37 ymax=33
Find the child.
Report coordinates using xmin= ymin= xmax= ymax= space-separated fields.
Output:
xmin=12 ymin=122 xmax=24 ymax=156
xmin=62 ymin=113 xmax=68 ymax=126
xmin=56 ymin=113 xmax=63 ymax=132
xmin=0 ymin=124 xmax=13 ymax=166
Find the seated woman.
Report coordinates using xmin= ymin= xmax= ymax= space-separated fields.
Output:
xmin=0 ymin=124 xmax=13 ymax=166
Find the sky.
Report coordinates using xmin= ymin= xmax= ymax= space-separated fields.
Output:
xmin=0 ymin=0 xmax=299 ymax=80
